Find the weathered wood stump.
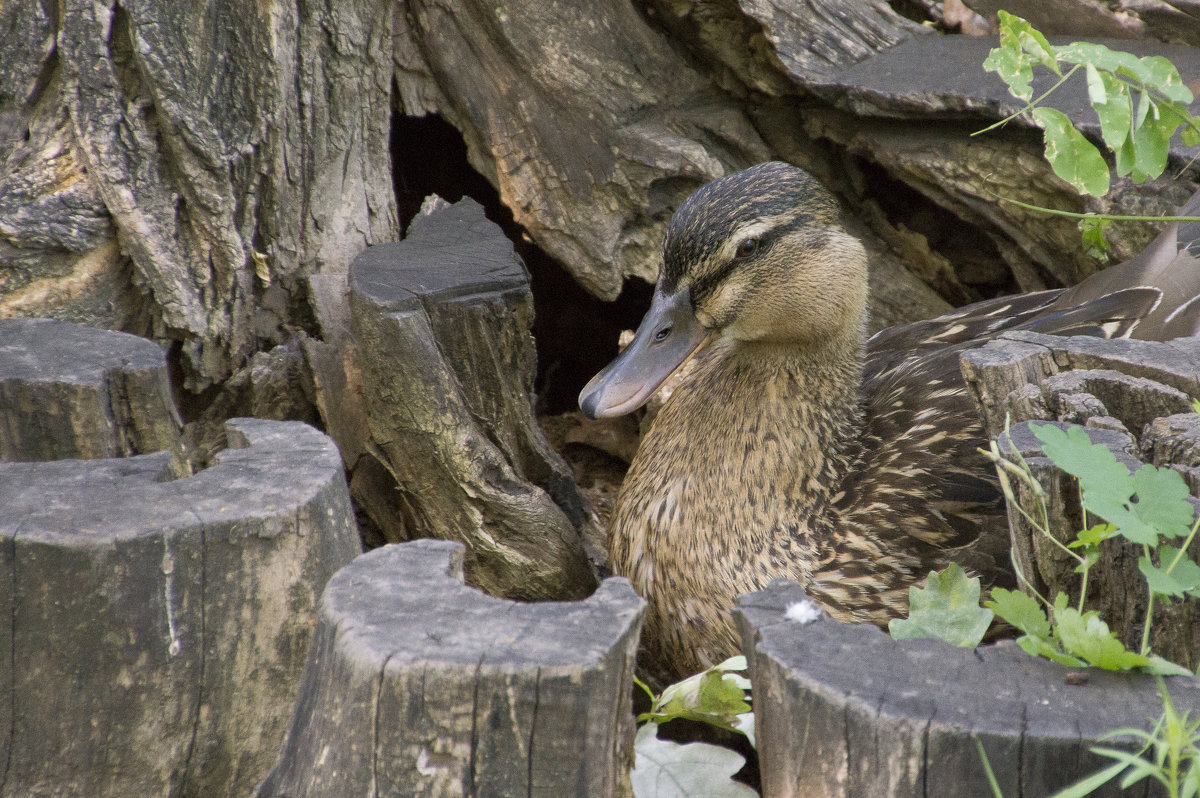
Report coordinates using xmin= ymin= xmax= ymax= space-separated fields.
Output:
xmin=736 ymin=579 xmax=1200 ymax=798
xmin=0 ymin=317 xmax=181 ymax=460
xmin=0 ymin=418 xmax=361 ymax=798
xmin=962 ymin=331 xmax=1200 ymax=668
xmin=349 ymin=197 xmax=597 ymax=600
xmin=257 ymin=539 xmax=645 ymax=798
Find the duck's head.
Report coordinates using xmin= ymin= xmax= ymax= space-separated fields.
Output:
xmin=580 ymin=161 xmax=867 ymax=419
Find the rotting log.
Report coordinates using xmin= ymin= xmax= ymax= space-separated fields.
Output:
xmin=736 ymin=579 xmax=1199 ymax=798
xmin=257 ymin=539 xmax=645 ymax=798
xmin=349 ymin=197 xmax=597 ymax=600
xmin=0 ymin=317 xmax=181 ymax=460
xmin=0 ymin=418 xmax=361 ymax=798
xmin=962 ymin=331 xmax=1200 ymax=669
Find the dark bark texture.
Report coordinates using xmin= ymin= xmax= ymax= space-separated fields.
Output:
xmin=258 ymin=540 xmax=645 ymax=798
xmin=962 ymin=331 xmax=1200 ymax=669
xmin=347 ymin=198 xmax=597 ymax=599
xmin=736 ymin=578 xmax=1199 ymax=798
xmin=0 ymin=417 xmax=361 ymax=797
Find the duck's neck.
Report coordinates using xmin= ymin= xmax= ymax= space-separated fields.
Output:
xmin=671 ymin=326 xmax=867 ymax=504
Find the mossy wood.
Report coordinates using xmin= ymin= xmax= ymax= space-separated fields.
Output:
xmin=962 ymin=331 xmax=1200 ymax=668
xmin=0 ymin=418 xmax=361 ymax=798
xmin=348 ymin=198 xmax=596 ymax=600
xmin=258 ymin=540 xmax=645 ymax=798
xmin=0 ymin=317 xmax=181 ymax=461
xmin=736 ymin=579 xmax=1200 ymax=798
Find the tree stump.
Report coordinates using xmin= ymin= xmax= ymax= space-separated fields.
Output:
xmin=0 ymin=418 xmax=361 ymax=798
xmin=0 ymin=317 xmax=181 ymax=460
xmin=735 ymin=579 xmax=1200 ymax=798
xmin=257 ymin=539 xmax=645 ymax=798
xmin=349 ymin=197 xmax=597 ymax=600
xmin=962 ymin=331 xmax=1200 ymax=668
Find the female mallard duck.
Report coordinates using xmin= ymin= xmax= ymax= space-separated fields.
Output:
xmin=580 ymin=161 xmax=1200 ymax=680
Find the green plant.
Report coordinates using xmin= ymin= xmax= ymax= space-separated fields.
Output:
xmin=981 ymin=11 xmax=1200 ymax=195
xmin=631 ymin=657 xmax=758 ymax=798
xmin=980 ymin=423 xmax=1199 ymax=675
xmin=977 ymin=12 xmax=1200 ymax=258
xmin=888 ymin=562 xmax=994 ymax=647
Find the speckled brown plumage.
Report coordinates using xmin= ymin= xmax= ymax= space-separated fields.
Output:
xmin=584 ymin=162 xmax=1200 ymax=681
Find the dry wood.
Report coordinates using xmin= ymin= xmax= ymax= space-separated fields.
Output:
xmin=258 ymin=540 xmax=645 ymax=798
xmin=0 ymin=317 xmax=181 ymax=460
xmin=736 ymin=579 xmax=1200 ymax=798
xmin=963 ymin=331 xmax=1200 ymax=668
xmin=349 ymin=198 xmax=597 ymax=600
xmin=0 ymin=418 xmax=361 ymax=797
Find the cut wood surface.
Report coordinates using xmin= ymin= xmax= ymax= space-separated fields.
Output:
xmin=962 ymin=331 xmax=1200 ymax=668
xmin=0 ymin=317 xmax=181 ymax=460
xmin=736 ymin=579 xmax=1200 ymax=798
xmin=349 ymin=198 xmax=597 ymax=600
xmin=258 ymin=540 xmax=645 ymax=798
xmin=0 ymin=418 xmax=361 ymax=798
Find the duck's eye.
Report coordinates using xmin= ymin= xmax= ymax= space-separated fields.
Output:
xmin=653 ymin=325 xmax=672 ymax=342
xmin=735 ymin=237 xmax=759 ymax=259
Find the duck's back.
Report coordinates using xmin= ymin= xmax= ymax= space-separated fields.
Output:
xmin=833 ymin=202 xmax=1200 ymax=609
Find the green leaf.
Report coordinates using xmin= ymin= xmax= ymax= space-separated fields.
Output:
xmin=1115 ymin=132 xmax=1138 ymax=178
xmin=1139 ymin=555 xmax=1188 ymax=597
xmin=1077 ymin=217 xmax=1112 ymax=262
xmin=1090 ymin=70 xmax=1132 ymax=151
xmin=1032 ymin=424 xmax=1132 ymax=498
xmin=986 ymin=587 xmax=1051 ymax=638
xmin=1046 ymin=759 xmax=1131 ymax=798
xmin=1070 ymin=523 xmax=1116 ymax=548
xmin=631 ymin=723 xmax=758 ymax=798
xmin=996 ymin=11 xmax=1060 ymax=75
xmin=983 ymin=38 xmax=1034 ymax=103
xmin=1134 ymin=55 xmax=1194 ymax=104
xmin=1130 ymin=103 xmax=1178 ymax=181
xmin=888 ymin=563 xmax=994 ymax=647
xmin=1131 ymin=465 xmax=1194 ymax=539
xmin=1032 ymin=107 xmax=1111 ymax=196
xmin=1141 ymin=654 xmax=1194 ymax=677
xmin=650 ymin=657 xmax=752 ymax=734
xmin=1017 ymin=633 xmax=1088 ymax=667
xmin=1054 ymin=606 xmax=1151 ymax=670
xmin=1155 ymin=546 xmax=1200 ymax=590
xmin=1183 ymin=125 xmax=1200 ymax=147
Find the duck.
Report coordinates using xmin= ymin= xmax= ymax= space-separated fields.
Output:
xmin=579 ymin=161 xmax=1200 ymax=681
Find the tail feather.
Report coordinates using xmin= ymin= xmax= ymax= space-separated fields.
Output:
xmin=1050 ymin=186 xmax=1200 ymax=340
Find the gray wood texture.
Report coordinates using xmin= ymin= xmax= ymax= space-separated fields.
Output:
xmin=1 ymin=0 xmax=397 ymax=389
xmin=962 ymin=331 xmax=1200 ymax=668
xmin=736 ymin=579 xmax=1199 ymax=798
xmin=258 ymin=540 xmax=645 ymax=798
xmin=0 ymin=418 xmax=361 ymax=797
xmin=0 ymin=317 xmax=181 ymax=460
xmin=349 ymin=198 xmax=597 ymax=600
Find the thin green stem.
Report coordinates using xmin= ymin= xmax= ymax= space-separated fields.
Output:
xmin=1164 ymin=512 xmax=1200 ymax=574
xmin=973 ymin=64 xmax=1083 ymax=137
xmin=986 ymin=192 xmax=1200 ymax=223
xmin=1142 ymin=543 xmax=1156 ymax=656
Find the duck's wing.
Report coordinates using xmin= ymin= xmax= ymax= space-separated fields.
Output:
xmin=1046 ymin=188 xmax=1200 ymax=341
xmin=843 ymin=339 xmax=1012 ymax=586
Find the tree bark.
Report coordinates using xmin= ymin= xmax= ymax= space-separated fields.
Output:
xmin=348 ymin=198 xmax=597 ymax=600
xmin=0 ymin=317 xmax=181 ymax=460
xmin=0 ymin=418 xmax=361 ymax=797
xmin=258 ymin=540 xmax=644 ymax=798
xmin=1 ymin=0 xmax=397 ymax=389
xmin=962 ymin=331 xmax=1200 ymax=668
xmin=736 ymin=579 xmax=1197 ymax=798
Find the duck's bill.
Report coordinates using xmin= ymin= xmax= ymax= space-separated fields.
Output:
xmin=579 ymin=286 xmax=711 ymax=419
